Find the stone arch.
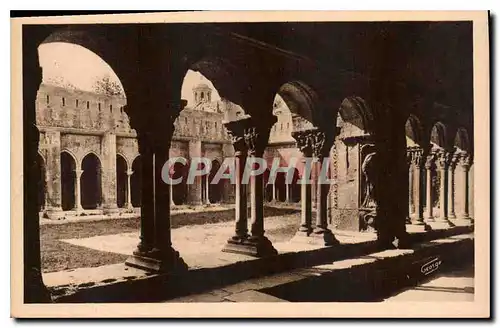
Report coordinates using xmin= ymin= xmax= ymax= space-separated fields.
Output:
xmin=454 ymin=127 xmax=471 ymax=153
xmin=40 ymin=27 xmax=129 ymax=99
xmin=60 ymin=150 xmax=77 ymax=211
xmin=116 ymin=154 xmax=128 ymax=208
xmin=430 ymin=121 xmax=447 ymax=150
xmin=188 ymin=57 xmax=248 ymax=109
xmin=208 ymin=159 xmax=223 ymax=204
xmin=405 ymin=114 xmax=424 ymax=148
xmin=336 ymin=96 xmax=374 ymax=139
xmin=130 ymin=155 xmax=142 ymax=208
xmin=277 ymin=81 xmax=317 ymax=125
xmin=81 ymin=153 xmax=102 ymax=210
xmin=171 ymin=161 xmax=188 ymax=205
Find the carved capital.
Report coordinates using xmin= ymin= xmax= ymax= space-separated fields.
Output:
xmin=292 ymin=130 xmax=313 ymax=157
xmin=292 ymin=128 xmax=332 ymax=159
xmin=223 ymin=119 xmax=248 ymax=156
xmin=435 ymin=150 xmax=450 ymax=170
xmin=244 ymin=125 xmax=270 ymax=157
xmin=425 ymin=153 xmax=436 ymax=170
xmin=457 ymin=152 xmax=472 ymax=170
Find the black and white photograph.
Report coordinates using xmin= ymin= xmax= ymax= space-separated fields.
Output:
xmin=10 ymin=10 xmax=489 ymax=318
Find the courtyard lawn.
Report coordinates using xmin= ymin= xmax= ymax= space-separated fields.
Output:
xmin=40 ymin=205 xmax=300 ymax=273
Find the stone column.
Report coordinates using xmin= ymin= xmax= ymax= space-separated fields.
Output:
xmin=457 ymin=153 xmax=472 ymax=221
xmin=447 ymin=153 xmax=458 ymax=219
xmin=222 ymin=120 xmax=249 ymax=254
xmin=434 ymin=150 xmax=453 ymax=227
xmin=44 ymin=130 xmax=63 ymax=219
xmin=424 ymin=154 xmax=435 ymax=222
xmin=205 ymin=174 xmax=211 ymax=204
xmin=101 ymin=132 xmax=118 ymax=214
xmin=74 ymin=169 xmax=83 ymax=213
xmin=410 ymin=149 xmax=427 ymax=228
xmin=245 ymin=121 xmax=277 ymax=256
xmin=187 ymin=140 xmax=203 ymax=205
xmin=311 ymin=130 xmax=338 ymax=246
xmin=126 ymin=169 xmax=133 ymax=210
xmin=292 ymin=130 xmax=313 ymax=236
xmin=127 ymin=134 xmax=155 ymax=259
xmin=127 ymin=110 xmax=186 ymax=273
xmin=285 ymin=183 xmax=290 ymax=203
xmin=170 ymin=181 xmax=176 ymax=207
xmin=272 ymin=183 xmax=276 ymax=201
xmin=408 ymin=154 xmax=414 ymax=221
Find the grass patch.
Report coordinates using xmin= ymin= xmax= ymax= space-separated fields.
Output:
xmin=41 ymin=206 xmax=300 ymax=273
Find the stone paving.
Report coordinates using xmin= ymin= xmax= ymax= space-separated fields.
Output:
xmin=385 ymin=265 xmax=474 ymax=302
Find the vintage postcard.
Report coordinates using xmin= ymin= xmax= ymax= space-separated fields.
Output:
xmin=10 ymin=11 xmax=490 ymax=318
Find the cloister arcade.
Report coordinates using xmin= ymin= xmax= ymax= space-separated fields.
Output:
xmin=22 ymin=22 xmax=473 ymax=302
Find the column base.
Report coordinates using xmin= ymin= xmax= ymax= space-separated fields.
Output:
xmin=103 ymin=205 xmax=120 ymax=215
xmin=291 ymin=228 xmax=339 ymax=246
xmin=125 ymin=247 xmax=188 ymax=273
xmin=222 ymin=235 xmax=277 ymax=257
xmin=428 ymin=218 xmax=455 ymax=230
xmin=424 ymin=216 xmax=435 ymax=223
xmin=44 ymin=207 xmax=64 ymax=220
xmin=451 ymin=217 xmax=474 ymax=226
xmin=406 ymin=222 xmax=432 ymax=232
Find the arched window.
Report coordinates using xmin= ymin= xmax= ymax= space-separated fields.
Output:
xmin=75 ymin=99 xmax=79 ymax=107
xmin=46 ymin=95 xmax=50 ymax=104
xmin=86 ymin=101 xmax=90 ymax=109
xmin=62 ymin=97 xmax=65 ymax=106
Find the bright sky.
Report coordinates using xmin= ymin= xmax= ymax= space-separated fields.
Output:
xmin=38 ymin=42 xmax=220 ymax=106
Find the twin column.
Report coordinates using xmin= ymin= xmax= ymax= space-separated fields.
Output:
xmin=222 ymin=117 xmax=278 ymax=257
xmin=291 ymin=129 xmax=338 ymax=246
xmin=408 ymin=147 xmax=472 ymax=227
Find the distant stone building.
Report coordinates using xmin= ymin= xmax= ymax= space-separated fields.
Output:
xmin=35 ymin=82 xmax=239 ymax=219
xmin=35 ymin=82 xmax=473 ymax=233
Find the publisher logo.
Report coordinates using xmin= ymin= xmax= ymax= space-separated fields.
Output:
xmin=420 ymin=257 xmax=442 ymax=276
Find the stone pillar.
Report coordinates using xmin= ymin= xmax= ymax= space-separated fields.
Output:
xmin=126 ymin=169 xmax=133 ymax=210
xmin=433 ymin=150 xmax=453 ymax=228
xmin=409 ymin=149 xmax=427 ymax=229
xmin=170 ymin=181 xmax=176 ymax=207
xmin=272 ymin=183 xmax=276 ymax=201
xmin=223 ymin=117 xmax=277 ymax=257
xmin=222 ymin=120 xmax=249 ymax=254
xmin=246 ymin=121 xmax=278 ymax=256
xmin=447 ymin=153 xmax=458 ymax=219
xmin=128 ymin=134 xmax=155 ymax=258
xmin=456 ymin=153 xmax=472 ymax=221
xmin=292 ymin=130 xmax=313 ymax=236
xmin=74 ymin=169 xmax=83 ymax=213
xmin=23 ymin=33 xmax=53 ymax=301
xmin=43 ymin=130 xmax=63 ymax=219
xmin=408 ymin=156 xmax=413 ymax=220
xmin=126 ymin=110 xmax=187 ymax=273
xmin=311 ymin=130 xmax=338 ymax=245
xmin=424 ymin=154 xmax=435 ymax=222
xmin=285 ymin=183 xmax=290 ymax=203
xmin=187 ymin=140 xmax=203 ymax=205
xmin=291 ymin=129 xmax=337 ymax=246
xmin=101 ymin=132 xmax=118 ymax=214
xmin=205 ymin=174 xmax=211 ymax=204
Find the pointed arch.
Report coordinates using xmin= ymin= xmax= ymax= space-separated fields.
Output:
xmin=405 ymin=114 xmax=423 ymax=147
xmin=81 ymin=152 xmax=102 ymax=209
xmin=116 ymin=154 xmax=128 ymax=208
xmin=60 ymin=150 xmax=76 ymax=211
xmin=430 ymin=121 xmax=447 ymax=149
